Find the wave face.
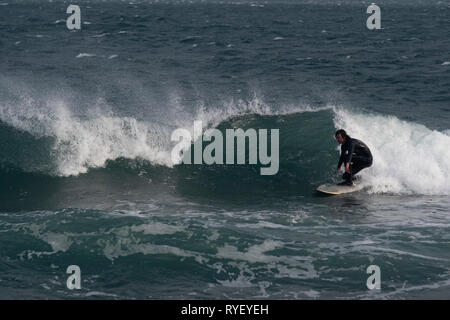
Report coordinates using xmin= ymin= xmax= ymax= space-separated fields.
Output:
xmin=1 ymin=86 xmax=449 ymax=196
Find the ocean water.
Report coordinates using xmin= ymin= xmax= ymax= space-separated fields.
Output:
xmin=0 ymin=0 xmax=450 ymax=299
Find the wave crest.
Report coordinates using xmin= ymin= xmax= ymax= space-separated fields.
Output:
xmin=0 ymin=90 xmax=325 ymax=176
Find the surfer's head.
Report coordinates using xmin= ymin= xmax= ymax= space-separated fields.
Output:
xmin=335 ymin=129 xmax=348 ymax=144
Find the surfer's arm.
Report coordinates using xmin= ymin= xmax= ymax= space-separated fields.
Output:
xmin=337 ymin=153 xmax=344 ymax=169
xmin=343 ymin=139 xmax=355 ymax=164
xmin=345 ymin=162 xmax=350 ymax=173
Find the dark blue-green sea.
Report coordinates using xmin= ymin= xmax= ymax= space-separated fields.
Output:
xmin=1 ymin=0 xmax=450 ymax=299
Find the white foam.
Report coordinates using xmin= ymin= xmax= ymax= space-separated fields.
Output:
xmin=216 ymin=240 xmax=284 ymax=263
xmin=92 ymin=33 xmax=109 ymax=38
xmin=76 ymin=53 xmax=96 ymax=58
xmin=303 ymin=289 xmax=321 ymax=298
xmin=217 ymin=273 xmax=254 ymax=288
xmin=0 ymin=97 xmax=174 ymax=176
xmin=355 ymin=245 xmax=448 ymax=262
xmin=334 ymin=108 xmax=450 ymax=195
xmin=102 ymin=241 xmax=194 ymax=261
xmin=0 ymin=86 xmax=331 ymax=176
xmin=235 ymin=221 xmax=295 ymax=230
xmin=85 ymin=291 xmax=119 ymax=298
xmin=42 ymin=232 xmax=73 ymax=252
xmin=129 ymin=222 xmax=185 ymax=235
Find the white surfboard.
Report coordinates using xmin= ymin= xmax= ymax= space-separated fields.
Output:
xmin=316 ymin=183 xmax=364 ymax=195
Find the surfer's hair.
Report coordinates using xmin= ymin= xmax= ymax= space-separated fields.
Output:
xmin=335 ymin=129 xmax=348 ymax=138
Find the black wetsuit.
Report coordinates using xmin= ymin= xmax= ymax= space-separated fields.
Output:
xmin=337 ymin=137 xmax=373 ymax=183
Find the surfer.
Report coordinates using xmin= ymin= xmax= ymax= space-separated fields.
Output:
xmin=335 ymin=129 xmax=373 ymax=186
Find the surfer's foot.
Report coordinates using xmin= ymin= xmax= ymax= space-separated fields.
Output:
xmin=338 ymin=181 xmax=354 ymax=186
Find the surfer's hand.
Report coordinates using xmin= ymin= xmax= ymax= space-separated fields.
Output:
xmin=345 ymin=163 xmax=350 ymax=173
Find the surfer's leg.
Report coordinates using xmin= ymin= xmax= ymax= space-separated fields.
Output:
xmin=350 ymin=163 xmax=364 ymax=176
xmin=342 ymin=172 xmax=353 ymax=184
xmin=350 ymin=158 xmax=372 ymax=176
xmin=341 ymin=157 xmax=372 ymax=185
